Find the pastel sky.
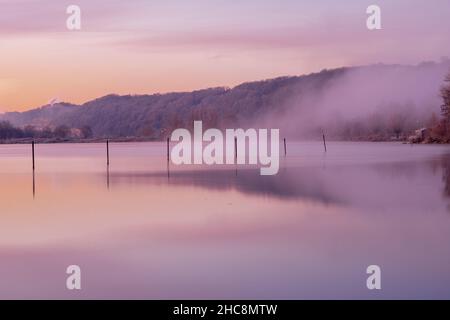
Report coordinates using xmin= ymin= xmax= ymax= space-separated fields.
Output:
xmin=0 ymin=0 xmax=449 ymax=111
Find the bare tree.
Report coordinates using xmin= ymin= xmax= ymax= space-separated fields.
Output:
xmin=441 ymin=72 xmax=450 ymax=121
xmin=439 ymin=72 xmax=450 ymax=139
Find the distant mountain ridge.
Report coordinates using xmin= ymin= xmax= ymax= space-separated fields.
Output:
xmin=2 ymin=60 xmax=449 ymax=140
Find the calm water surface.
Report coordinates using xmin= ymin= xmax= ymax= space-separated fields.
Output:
xmin=0 ymin=141 xmax=449 ymax=299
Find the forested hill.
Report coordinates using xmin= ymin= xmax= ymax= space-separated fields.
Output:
xmin=2 ymin=60 xmax=449 ymax=141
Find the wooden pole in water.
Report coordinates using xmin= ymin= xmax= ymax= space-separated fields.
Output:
xmin=32 ymin=140 xmax=35 ymax=170
xmin=32 ymin=170 xmax=35 ymax=198
xmin=106 ymin=166 xmax=110 ymax=190
xmin=234 ymin=137 xmax=237 ymax=161
xmin=322 ymin=131 xmax=327 ymax=152
xmin=106 ymin=140 xmax=110 ymax=166
xmin=167 ymin=137 xmax=170 ymax=162
xmin=166 ymin=137 xmax=170 ymax=179
xmin=283 ymin=138 xmax=287 ymax=156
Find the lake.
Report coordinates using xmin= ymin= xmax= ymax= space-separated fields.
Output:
xmin=0 ymin=141 xmax=449 ymax=299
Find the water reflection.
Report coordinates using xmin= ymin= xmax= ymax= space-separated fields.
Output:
xmin=167 ymin=157 xmax=170 ymax=180
xmin=443 ymin=159 xmax=450 ymax=198
xmin=32 ymin=170 xmax=35 ymax=199
xmin=108 ymin=155 xmax=450 ymax=210
xmin=106 ymin=165 xmax=110 ymax=190
xmin=111 ymin=167 xmax=341 ymax=204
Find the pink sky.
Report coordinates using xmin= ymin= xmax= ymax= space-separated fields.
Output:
xmin=0 ymin=0 xmax=449 ymax=111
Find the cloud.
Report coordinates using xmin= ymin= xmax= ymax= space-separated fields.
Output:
xmin=1 ymin=0 xmax=450 ymax=110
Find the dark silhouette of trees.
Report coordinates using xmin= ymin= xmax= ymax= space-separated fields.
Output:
xmin=0 ymin=121 xmax=24 ymax=139
xmin=389 ymin=113 xmax=406 ymax=139
xmin=429 ymin=70 xmax=450 ymax=142
xmin=0 ymin=122 xmax=101 ymax=141
xmin=80 ymin=125 xmax=93 ymax=139
xmin=41 ymin=126 xmax=53 ymax=138
xmin=54 ymin=125 xmax=70 ymax=138
xmin=441 ymin=72 xmax=450 ymax=128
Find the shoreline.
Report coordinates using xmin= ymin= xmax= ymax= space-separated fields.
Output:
xmin=1 ymin=137 xmax=448 ymax=145
xmin=0 ymin=137 xmax=158 ymax=145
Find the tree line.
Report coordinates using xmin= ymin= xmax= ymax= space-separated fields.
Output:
xmin=0 ymin=122 xmax=93 ymax=140
xmin=1 ymin=67 xmax=450 ymax=143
